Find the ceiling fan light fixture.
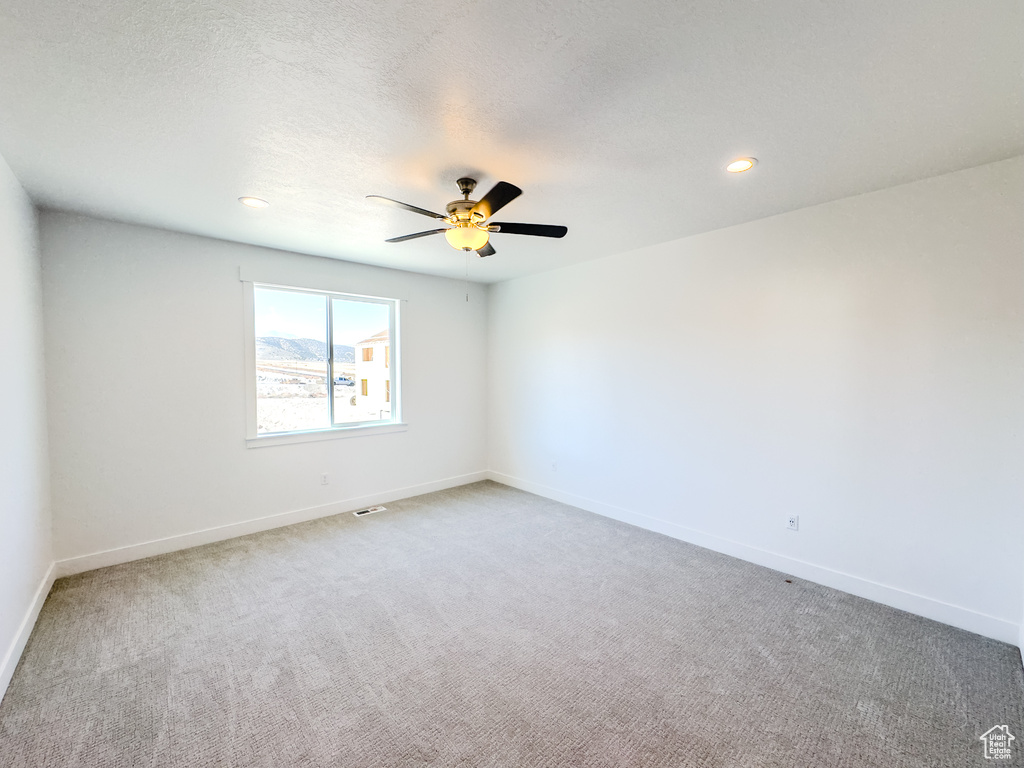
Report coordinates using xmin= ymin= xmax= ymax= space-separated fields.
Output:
xmin=726 ymin=157 xmax=757 ymax=173
xmin=369 ymin=178 xmax=567 ymax=257
xmin=445 ymin=223 xmax=489 ymax=251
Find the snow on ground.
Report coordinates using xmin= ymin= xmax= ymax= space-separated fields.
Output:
xmin=255 ymin=368 xmax=387 ymax=433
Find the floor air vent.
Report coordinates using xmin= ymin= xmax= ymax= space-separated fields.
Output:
xmin=354 ymin=506 xmax=386 ymax=517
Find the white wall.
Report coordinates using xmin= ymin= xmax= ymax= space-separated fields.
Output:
xmin=41 ymin=214 xmax=488 ymax=569
xmin=0 ymin=154 xmax=53 ymax=698
xmin=488 ymin=157 xmax=1024 ymax=644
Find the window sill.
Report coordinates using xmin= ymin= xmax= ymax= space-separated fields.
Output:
xmin=246 ymin=422 xmax=408 ymax=448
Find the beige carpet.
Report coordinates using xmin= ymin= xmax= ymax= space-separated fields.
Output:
xmin=1 ymin=481 xmax=1022 ymax=767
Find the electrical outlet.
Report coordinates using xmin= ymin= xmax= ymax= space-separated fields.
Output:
xmin=786 ymin=515 xmax=799 ymax=531
xmin=321 ymin=473 xmax=329 ymax=485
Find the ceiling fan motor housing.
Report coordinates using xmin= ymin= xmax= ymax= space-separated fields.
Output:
xmin=445 ymin=198 xmax=481 ymax=223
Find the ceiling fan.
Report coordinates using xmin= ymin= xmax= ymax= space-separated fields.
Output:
xmin=367 ymin=178 xmax=567 ymax=257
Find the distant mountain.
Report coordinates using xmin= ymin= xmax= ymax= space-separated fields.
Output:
xmin=256 ymin=337 xmax=325 ymax=360
xmin=256 ymin=337 xmax=355 ymax=363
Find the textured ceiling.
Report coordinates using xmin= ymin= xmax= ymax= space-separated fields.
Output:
xmin=0 ymin=0 xmax=1021 ymax=283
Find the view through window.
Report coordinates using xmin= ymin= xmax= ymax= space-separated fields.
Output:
xmin=253 ymin=286 xmax=398 ymax=435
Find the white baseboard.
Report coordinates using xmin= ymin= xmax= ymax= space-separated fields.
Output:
xmin=0 ymin=561 xmax=56 ymax=704
xmin=55 ymin=471 xmax=488 ymax=578
xmin=487 ymin=471 xmax=1021 ymax=646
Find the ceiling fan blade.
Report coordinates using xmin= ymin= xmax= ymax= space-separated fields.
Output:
xmin=471 ymin=182 xmax=522 ymax=220
xmin=490 ymin=222 xmax=568 ymax=238
xmin=476 ymin=242 xmax=496 ymax=257
xmin=367 ymin=195 xmax=447 ymax=220
xmin=385 ymin=229 xmax=447 ymax=243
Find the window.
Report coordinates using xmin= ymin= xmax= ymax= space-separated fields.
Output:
xmin=246 ymin=283 xmax=401 ymax=441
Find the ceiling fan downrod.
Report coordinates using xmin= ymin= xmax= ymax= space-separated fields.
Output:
xmin=456 ymin=177 xmax=477 ymax=199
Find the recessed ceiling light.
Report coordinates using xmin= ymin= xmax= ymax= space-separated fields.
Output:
xmin=726 ymin=158 xmax=757 ymax=173
xmin=238 ymin=196 xmax=269 ymax=208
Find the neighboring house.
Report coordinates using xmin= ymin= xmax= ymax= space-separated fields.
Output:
xmin=354 ymin=329 xmax=391 ymax=419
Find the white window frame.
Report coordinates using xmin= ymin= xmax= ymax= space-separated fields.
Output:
xmin=243 ymin=280 xmax=405 ymax=447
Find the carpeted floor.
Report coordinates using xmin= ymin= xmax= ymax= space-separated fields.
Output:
xmin=1 ymin=481 xmax=1022 ymax=767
